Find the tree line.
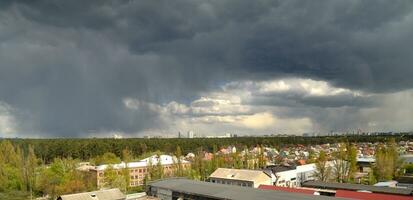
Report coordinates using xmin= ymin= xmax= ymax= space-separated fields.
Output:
xmin=5 ymin=134 xmax=411 ymax=164
xmin=1 ymin=135 xmax=411 ymax=199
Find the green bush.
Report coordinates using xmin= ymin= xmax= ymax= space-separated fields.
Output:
xmin=404 ymin=164 xmax=413 ymax=174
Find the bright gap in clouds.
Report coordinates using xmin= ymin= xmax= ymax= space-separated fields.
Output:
xmin=0 ymin=102 xmax=17 ymax=136
xmin=119 ymin=78 xmax=397 ymax=137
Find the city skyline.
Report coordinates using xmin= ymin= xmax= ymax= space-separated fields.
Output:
xmin=1 ymin=1 xmax=413 ymax=138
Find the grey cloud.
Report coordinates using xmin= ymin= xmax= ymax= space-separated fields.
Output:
xmin=238 ymin=1 xmax=413 ymax=92
xmin=0 ymin=0 xmax=413 ymax=136
xmin=248 ymin=92 xmax=378 ymax=108
xmin=248 ymin=95 xmax=372 ymax=108
xmin=7 ymin=0 xmax=413 ymax=92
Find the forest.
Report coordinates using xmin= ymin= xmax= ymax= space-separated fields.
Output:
xmin=0 ymin=134 xmax=411 ymax=199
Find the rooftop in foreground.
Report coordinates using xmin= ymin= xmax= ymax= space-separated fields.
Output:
xmin=302 ymin=180 xmax=413 ymax=196
xmin=209 ymin=168 xmax=271 ymax=181
xmin=148 ymin=178 xmax=343 ymax=200
xmin=57 ymin=188 xmax=125 ymax=200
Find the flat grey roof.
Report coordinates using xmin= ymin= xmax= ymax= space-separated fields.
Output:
xmin=148 ymin=178 xmax=342 ymax=200
xmin=302 ymin=181 xmax=413 ymax=196
xmin=57 ymin=188 xmax=126 ymax=200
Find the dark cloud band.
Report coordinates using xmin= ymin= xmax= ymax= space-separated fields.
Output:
xmin=0 ymin=0 xmax=412 ymax=136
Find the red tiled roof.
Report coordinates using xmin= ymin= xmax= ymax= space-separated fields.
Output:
xmin=259 ymin=185 xmax=413 ymax=200
xmin=297 ymin=159 xmax=306 ymax=165
xmin=335 ymin=190 xmax=413 ymax=200
xmin=258 ymin=185 xmax=316 ymax=195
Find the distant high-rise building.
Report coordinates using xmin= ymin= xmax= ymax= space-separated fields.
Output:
xmin=188 ymin=131 xmax=194 ymax=138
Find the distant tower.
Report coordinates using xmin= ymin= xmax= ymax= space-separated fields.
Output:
xmin=178 ymin=131 xmax=181 ymax=138
xmin=187 ymin=131 xmax=194 ymax=138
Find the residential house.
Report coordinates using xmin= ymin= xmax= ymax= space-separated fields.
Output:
xmin=268 ymin=163 xmax=316 ymax=187
xmin=209 ymin=168 xmax=273 ymax=188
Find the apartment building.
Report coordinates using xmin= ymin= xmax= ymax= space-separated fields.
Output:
xmin=92 ymin=155 xmax=190 ymax=188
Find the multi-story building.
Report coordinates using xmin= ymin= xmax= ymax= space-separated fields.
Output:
xmin=187 ymin=131 xmax=194 ymax=138
xmin=92 ymin=155 xmax=190 ymax=188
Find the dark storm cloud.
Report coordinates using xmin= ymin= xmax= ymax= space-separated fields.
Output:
xmin=0 ymin=0 xmax=412 ymax=136
xmin=6 ymin=0 xmax=413 ymax=91
xmin=248 ymin=93 xmax=377 ymax=108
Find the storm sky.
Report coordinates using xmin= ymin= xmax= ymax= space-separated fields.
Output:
xmin=1 ymin=0 xmax=413 ymax=138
